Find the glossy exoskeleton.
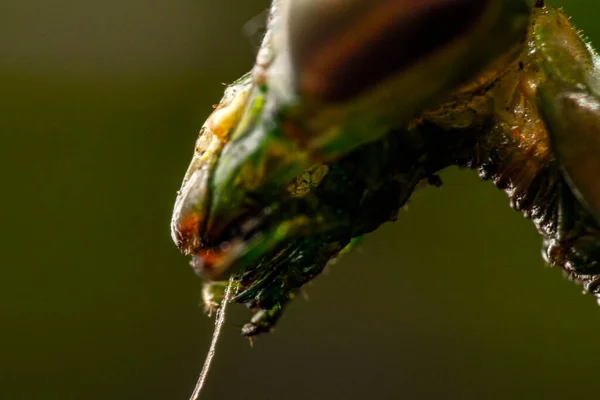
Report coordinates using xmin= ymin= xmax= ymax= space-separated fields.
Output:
xmin=172 ymin=0 xmax=600 ymax=336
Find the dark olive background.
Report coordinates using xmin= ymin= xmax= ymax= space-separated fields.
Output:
xmin=2 ymin=1 xmax=599 ymax=399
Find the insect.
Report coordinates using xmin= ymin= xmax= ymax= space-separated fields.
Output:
xmin=172 ymin=0 xmax=600 ymax=342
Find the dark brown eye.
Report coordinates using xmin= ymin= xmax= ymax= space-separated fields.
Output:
xmin=285 ymin=0 xmax=490 ymax=102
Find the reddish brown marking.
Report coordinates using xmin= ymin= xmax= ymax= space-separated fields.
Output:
xmin=191 ymin=248 xmax=230 ymax=279
xmin=174 ymin=213 xmax=202 ymax=251
xmin=198 ymin=249 xmax=225 ymax=265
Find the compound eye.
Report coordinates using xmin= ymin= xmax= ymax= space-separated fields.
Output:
xmin=284 ymin=0 xmax=490 ymax=102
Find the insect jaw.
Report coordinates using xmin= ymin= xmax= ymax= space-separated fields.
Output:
xmin=171 ymin=76 xmax=254 ymax=257
xmin=190 ymin=244 xmax=241 ymax=281
xmin=171 ymin=164 xmax=214 ymax=256
xmin=170 ymin=78 xmax=316 ymax=282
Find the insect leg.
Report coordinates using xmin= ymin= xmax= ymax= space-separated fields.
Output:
xmin=542 ymin=174 xmax=600 ymax=277
xmin=241 ymin=303 xmax=285 ymax=337
xmin=537 ymin=83 xmax=600 ymax=280
xmin=538 ymin=85 xmax=600 ymax=225
xmin=533 ymin=9 xmax=600 ymax=280
xmin=533 ymin=7 xmax=600 ymax=225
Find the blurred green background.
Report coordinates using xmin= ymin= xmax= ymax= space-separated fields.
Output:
xmin=2 ymin=1 xmax=600 ymax=399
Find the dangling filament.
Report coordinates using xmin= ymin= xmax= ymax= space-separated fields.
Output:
xmin=189 ymin=276 xmax=235 ymax=400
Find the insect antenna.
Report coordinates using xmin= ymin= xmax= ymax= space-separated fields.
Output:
xmin=242 ymin=8 xmax=269 ymax=50
xmin=188 ymin=276 xmax=235 ymax=400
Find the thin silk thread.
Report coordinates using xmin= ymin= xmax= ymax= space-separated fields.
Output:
xmin=189 ymin=276 xmax=234 ymax=400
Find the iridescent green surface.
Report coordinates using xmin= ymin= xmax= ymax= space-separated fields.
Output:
xmin=3 ymin=1 xmax=600 ymax=399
